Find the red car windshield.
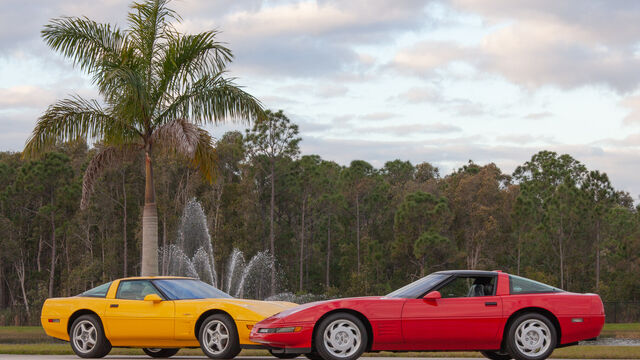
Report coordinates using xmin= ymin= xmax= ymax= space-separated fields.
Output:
xmin=386 ymin=274 xmax=448 ymax=298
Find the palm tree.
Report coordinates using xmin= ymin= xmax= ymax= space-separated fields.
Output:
xmin=24 ymin=0 xmax=263 ymax=276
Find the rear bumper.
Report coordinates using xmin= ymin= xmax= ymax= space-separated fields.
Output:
xmin=559 ymin=314 xmax=605 ymax=344
xmin=41 ymin=316 xmax=70 ymax=341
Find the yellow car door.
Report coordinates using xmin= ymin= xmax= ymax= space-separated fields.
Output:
xmin=103 ymin=279 xmax=175 ymax=345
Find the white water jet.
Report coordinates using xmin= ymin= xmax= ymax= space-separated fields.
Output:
xmin=161 ymin=199 xmax=217 ymax=287
xmin=225 ymin=248 xmax=243 ymax=294
xmin=159 ymin=198 xmax=328 ymax=303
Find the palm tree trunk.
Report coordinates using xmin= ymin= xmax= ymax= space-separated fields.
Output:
xmin=141 ymin=151 xmax=158 ymax=276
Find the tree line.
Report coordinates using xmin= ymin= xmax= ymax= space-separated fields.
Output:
xmin=1 ymin=111 xmax=639 ymax=325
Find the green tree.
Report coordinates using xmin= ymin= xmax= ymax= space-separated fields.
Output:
xmin=582 ymin=170 xmax=616 ymax=291
xmin=446 ymin=162 xmax=508 ymax=270
xmin=513 ymin=151 xmax=587 ymax=288
xmin=393 ymin=191 xmax=453 ymax=277
xmin=245 ymin=110 xmax=301 ymax=294
xmin=24 ymin=0 xmax=263 ymax=275
xmin=342 ymin=160 xmax=377 ymax=275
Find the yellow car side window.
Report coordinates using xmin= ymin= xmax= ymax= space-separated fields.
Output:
xmin=116 ymin=280 xmax=161 ymax=300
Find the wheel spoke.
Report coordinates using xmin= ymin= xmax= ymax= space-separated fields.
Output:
xmin=202 ymin=320 xmax=232 ymax=355
xmin=323 ymin=318 xmax=361 ymax=358
xmin=514 ymin=318 xmax=551 ymax=356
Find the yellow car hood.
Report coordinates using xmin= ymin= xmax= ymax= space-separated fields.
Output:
xmin=202 ymin=298 xmax=298 ymax=320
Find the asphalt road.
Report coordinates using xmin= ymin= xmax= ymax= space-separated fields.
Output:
xmin=0 ymin=356 xmax=480 ymax=360
xmin=0 ymin=356 xmax=632 ymax=360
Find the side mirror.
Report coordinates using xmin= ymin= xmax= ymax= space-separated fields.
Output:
xmin=423 ymin=291 xmax=441 ymax=301
xmin=144 ymin=294 xmax=163 ymax=303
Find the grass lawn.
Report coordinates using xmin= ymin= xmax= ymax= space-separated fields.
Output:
xmin=600 ymin=323 xmax=640 ymax=339
xmin=0 ymin=326 xmax=52 ymax=343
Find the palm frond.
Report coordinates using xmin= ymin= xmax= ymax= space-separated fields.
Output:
xmin=42 ymin=16 xmax=125 ymax=74
xmin=151 ymin=118 xmax=199 ymax=156
xmin=157 ymin=73 xmax=264 ymax=125
xmin=128 ymin=0 xmax=178 ymax=69
xmin=98 ymin=59 xmax=151 ymax=122
xmin=81 ymin=144 xmax=140 ymax=209
xmin=24 ymin=96 xmax=114 ymax=158
xmin=153 ymin=31 xmax=233 ymax=108
xmin=192 ymin=128 xmax=217 ymax=183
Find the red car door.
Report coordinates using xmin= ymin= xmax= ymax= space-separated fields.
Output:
xmin=401 ymin=275 xmax=503 ymax=350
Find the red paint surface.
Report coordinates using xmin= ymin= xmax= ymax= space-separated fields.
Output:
xmin=250 ymin=271 xmax=605 ymax=353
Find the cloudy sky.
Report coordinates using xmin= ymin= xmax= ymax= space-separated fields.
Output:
xmin=1 ymin=0 xmax=640 ymax=197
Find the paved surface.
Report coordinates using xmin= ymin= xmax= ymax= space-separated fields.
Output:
xmin=0 ymin=356 xmax=480 ymax=360
xmin=0 ymin=357 xmax=629 ymax=360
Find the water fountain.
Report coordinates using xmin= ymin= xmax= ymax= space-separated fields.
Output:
xmin=160 ymin=200 xmax=217 ymax=287
xmin=160 ymin=198 xmax=278 ymax=299
xmin=224 ymin=248 xmax=274 ymax=298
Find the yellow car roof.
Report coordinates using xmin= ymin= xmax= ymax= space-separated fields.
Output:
xmin=115 ymin=276 xmax=195 ymax=281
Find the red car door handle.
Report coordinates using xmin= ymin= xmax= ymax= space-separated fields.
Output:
xmin=485 ymin=302 xmax=498 ymax=306
xmin=110 ymin=304 xmax=119 ymax=308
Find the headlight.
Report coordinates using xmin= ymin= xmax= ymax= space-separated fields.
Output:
xmin=257 ymin=326 xmax=301 ymax=333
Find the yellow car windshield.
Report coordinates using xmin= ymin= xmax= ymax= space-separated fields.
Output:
xmin=153 ymin=279 xmax=233 ymax=300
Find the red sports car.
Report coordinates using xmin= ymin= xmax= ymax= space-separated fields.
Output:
xmin=250 ymin=270 xmax=604 ymax=360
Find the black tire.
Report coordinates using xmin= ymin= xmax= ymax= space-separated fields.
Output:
xmin=269 ymin=350 xmax=299 ymax=359
xmin=304 ymin=352 xmax=324 ymax=360
xmin=314 ymin=313 xmax=368 ymax=360
xmin=481 ymin=350 xmax=512 ymax=360
xmin=198 ymin=313 xmax=241 ymax=359
xmin=143 ymin=348 xmax=180 ymax=358
xmin=506 ymin=313 xmax=557 ymax=360
xmin=69 ymin=314 xmax=112 ymax=358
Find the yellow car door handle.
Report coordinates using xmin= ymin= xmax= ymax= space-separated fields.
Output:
xmin=110 ymin=304 xmax=119 ymax=308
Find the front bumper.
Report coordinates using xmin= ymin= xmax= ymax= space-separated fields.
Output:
xmin=269 ymin=347 xmax=312 ymax=354
xmin=249 ymin=322 xmax=314 ymax=352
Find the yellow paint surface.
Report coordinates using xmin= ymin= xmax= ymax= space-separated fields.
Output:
xmin=40 ymin=277 xmax=297 ymax=348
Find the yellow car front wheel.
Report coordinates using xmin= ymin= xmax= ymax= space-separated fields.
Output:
xmin=198 ymin=313 xmax=241 ymax=359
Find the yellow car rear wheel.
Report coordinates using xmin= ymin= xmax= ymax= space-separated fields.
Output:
xmin=69 ymin=314 xmax=111 ymax=358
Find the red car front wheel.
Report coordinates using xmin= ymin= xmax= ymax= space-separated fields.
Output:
xmin=314 ymin=313 xmax=367 ymax=360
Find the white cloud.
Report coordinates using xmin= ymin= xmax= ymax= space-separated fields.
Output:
xmin=391 ymin=42 xmax=473 ymax=76
xmin=359 ymin=112 xmax=397 ymax=121
xmin=621 ymin=95 xmax=640 ymax=125
xmin=0 ymin=86 xmax=57 ymax=108
xmin=522 ymin=112 xmax=553 ymax=120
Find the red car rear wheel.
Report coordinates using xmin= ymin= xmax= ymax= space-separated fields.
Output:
xmin=506 ymin=313 xmax=556 ymax=360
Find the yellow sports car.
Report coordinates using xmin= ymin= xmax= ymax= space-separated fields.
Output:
xmin=41 ymin=276 xmax=297 ymax=359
